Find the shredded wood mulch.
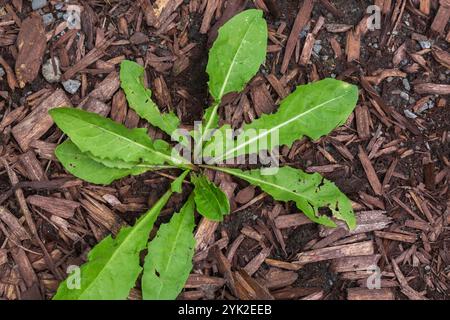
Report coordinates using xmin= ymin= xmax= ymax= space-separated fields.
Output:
xmin=0 ymin=0 xmax=449 ymax=300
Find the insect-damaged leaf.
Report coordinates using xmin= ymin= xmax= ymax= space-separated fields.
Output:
xmin=210 ymin=166 xmax=356 ymax=229
xmin=204 ymin=79 xmax=359 ymax=162
xmin=49 ymin=108 xmax=181 ymax=166
xmin=142 ymin=194 xmax=196 ymax=300
xmin=53 ymin=187 xmax=173 ymax=300
xmin=191 ymin=173 xmax=230 ymax=221
xmin=120 ymin=60 xmax=180 ymax=137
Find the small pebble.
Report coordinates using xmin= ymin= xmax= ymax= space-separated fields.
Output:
xmin=419 ymin=40 xmax=431 ymax=49
xmin=299 ymin=24 xmax=310 ymax=39
xmin=65 ymin=11 xmax=80 ymax=29
xmin=402 ymin=78 xmax=411 ymax=91
xmin=400 ymin=91 xmax=410 ymax=101
xmin=62 ymin=79 xmax=81 ymax=94
xmin=0 ymin=67 xmax=5 ymax=78
xmin=42 ymin=13 xmax=54 ymax=26
xmin=386 ymin=77 xmax=394 ymax=82
xmin=400 ymin=59 xmax=409 ymax=67
xmin=313 ymin=43 xmax=322 ymax=54
xmin=32 ymin=0 xmax=48 ymax=10
xmin=404 ymin=109 xmax=417 ymax=119
xmin=42 ymin=58 xmax=61 ymax=83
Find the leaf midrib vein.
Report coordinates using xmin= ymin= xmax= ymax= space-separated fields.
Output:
xmin=202 ymin=14 xmax=260 ymax=143
xmin=78 ymin=191 xmax=170 ymax=299
xmin=214 ymin=92 xmax=349 ymax=162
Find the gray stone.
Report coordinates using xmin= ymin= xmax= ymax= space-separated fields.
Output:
xmin=42 ymin=13 xmax=54 ymax=26
xmin=400 ymin=59 xmax=409 ymax=66
xmin=0 ymin=67 xmax=5 ymax=78
xmin=402 ymin=78 xmax=411 ymax=91
xmin=400 ymin=91 xmax=410 ymax=101
xmin=313 ymin=43 xmax=322 ymax=54
xmin=62 ymin=79 xmax=81 ymax=94
xmin=42 ymin=58 xmax=61 ymax=83
xmin=32 ymin=0 xmax=47 ymax=10
xmin=404 ymin=109 xmax=417 ymax=119
xmin=419 ymin=40 xmax=431 ymax=49
xmin=55 ymin=3 xmax=64 ymax=10
xmin=299 ymin=24 xmax=310 ymax=39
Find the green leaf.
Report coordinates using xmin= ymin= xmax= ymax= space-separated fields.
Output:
xmin=204 ymin=79 xmax=359 ymax=162
xmin=142 ymin=194 xmax=196 ymax=300
xmin=120 ymin=60 xmax=180 ymax=137
xmin=191 ymin=173 xmax=230 ymax=221
xmin=201 ymin=9 xmax=267 ymax=145
xmin=53 ymin=187 xmax=174 ymax=300
xmin=171 ymin=170 xmax=190 ymax=193
xmin=207 ymin=9 xmax=267 ymax=101
xmin=207 ymin=166 xmax=356 ymax=229
xmin=49 ymin=108 xmax=182 ymax=166
xmin=55 ymin=140 xmax=147 ymax=184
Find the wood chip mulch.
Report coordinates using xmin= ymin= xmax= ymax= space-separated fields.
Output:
xmin=0 ymin=0 xmax=449 ymax=300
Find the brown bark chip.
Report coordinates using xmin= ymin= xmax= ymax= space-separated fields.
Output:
xmin=12 ymin=89 xmax=72 ymax=151
xmin=15 ymin=15 xmax=46 ymax=88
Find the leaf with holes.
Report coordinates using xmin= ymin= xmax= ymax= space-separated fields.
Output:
xmin=120 ymin=60 xmax=180 ymax=137
xmin=142 ymin=194 xmax=196 ymax=300
xmin=53 ymin=187 xmax=173 ymax=300
xmin=208 ymin=166 xmax=356 ymax=229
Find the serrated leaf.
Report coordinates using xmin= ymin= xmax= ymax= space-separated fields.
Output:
xmin=201 ymin=9 xmax=267 ymax=145
xmin=204 ymin=79 xmax=359 ymax=162
xmin=208 ymin=166 xmax=356 ymax=229
xmin=49 ymin=108 xmax=183 ymax=166
xmin=53 ymin=188 xmax=173 ymax=300
xmin=142 ymin=194 xmax=196 ymax=300
xmin=191 ymin=173 xmax=230 ymax=221
xmin=55 ymin=140 xmax=145 ymax=184
xmin=120 ymin=60 xmax=180 ymax=137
